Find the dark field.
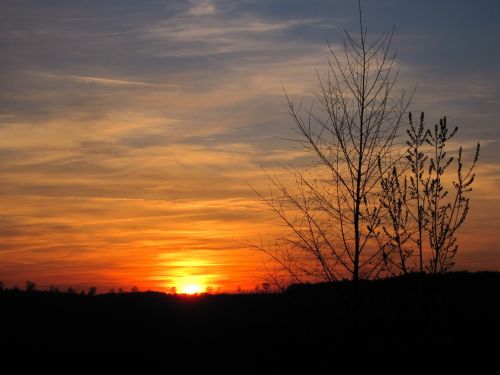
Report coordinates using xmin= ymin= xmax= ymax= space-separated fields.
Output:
xmin=0 ymin=272 xmax=498 ymax=373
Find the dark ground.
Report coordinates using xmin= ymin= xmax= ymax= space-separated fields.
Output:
xmin=0 ymin=272 xmax=498 ymax=374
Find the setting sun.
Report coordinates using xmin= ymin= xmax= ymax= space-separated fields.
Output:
xmin=181 ymin=284 xmax=203 ymax=295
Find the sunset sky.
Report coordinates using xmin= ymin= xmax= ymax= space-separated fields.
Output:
xmin=0 ymin=0 xmax=499 ymax=292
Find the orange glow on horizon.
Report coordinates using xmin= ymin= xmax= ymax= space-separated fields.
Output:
xmin=180 ymin=284 xmax=203 ymax=295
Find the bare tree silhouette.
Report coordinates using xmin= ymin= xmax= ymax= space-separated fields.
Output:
xmin=256 ymin=2 xmax=411 ymax=286
xmin=25 ymin=280 xmax=36 ymax=292
xmin=380 ymin=113 xmax=480 ymax=275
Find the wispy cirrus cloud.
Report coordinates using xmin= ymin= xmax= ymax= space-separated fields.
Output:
xmin=34 ymin=72 xmax=187 ymax=88
xmin=141 ymin=0 xmax=327 ymax=58
xmin=188 ymin=0 xmax=217 ymax=16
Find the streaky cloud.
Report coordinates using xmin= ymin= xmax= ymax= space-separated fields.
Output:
xmin=33 ymin=72 xmax=187 ymax=89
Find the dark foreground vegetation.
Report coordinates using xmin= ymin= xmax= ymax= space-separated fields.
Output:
xmin=0 ymin=272 xmax=498 ymax=373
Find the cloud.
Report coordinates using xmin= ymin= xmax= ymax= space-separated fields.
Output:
xmin=34 ymin=72 xmax=186 ymax=88
xmin=143 ymin=3 xmax=324 ymax=57
xmin=189 ymin=0 xmax=216 ymax=16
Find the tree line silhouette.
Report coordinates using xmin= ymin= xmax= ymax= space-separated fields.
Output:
xmin=0 ymin=271 xmax=498 ymax=372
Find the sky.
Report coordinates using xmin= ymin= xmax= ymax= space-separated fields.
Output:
xmin=0 ymin=0 xmax=499 ymax=293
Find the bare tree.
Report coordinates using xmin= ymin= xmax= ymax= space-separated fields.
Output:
xmin=205 ymin=285 xmax=214 ymax=295
xmin=256 ymin=3 xmax=411 ymax=286
xmin=379 ymin=163 xmax=413 ymax=274
xmin=26 ymin=280 xmax=36 ymax=292
xmin=426 ymin=118 xmax=479 ymax=273
xmin=380 ymin=114 xmax=479 ymax=275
